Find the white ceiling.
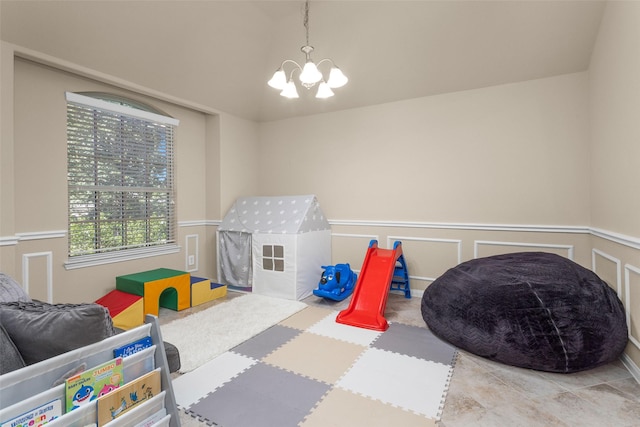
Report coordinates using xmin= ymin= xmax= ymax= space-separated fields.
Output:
xmin=1 ymin=1 xmax=606 ymax=122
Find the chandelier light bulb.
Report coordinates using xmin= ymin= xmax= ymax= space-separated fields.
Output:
xmin=268 ymin=69 xmax=287 ymax=90
xmin=315 ymin=82 xmax=334 ymax=99
xmin=299 ymin=61 xmax=323 ymax=86
xmin=327 ymin=67 xmax=348 ymax=88
xmin=280 ymin=80 xmax=299 ymax=98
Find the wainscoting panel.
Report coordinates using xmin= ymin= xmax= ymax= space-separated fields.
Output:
xmin=592 ymin=249 xmax=622 ymax=296
xmin=474 ymin=240 xmax=575 ymax=260
xmin=22 ymin=252 xmax=53 ymax=303
xmin=387 ymin=235 xmax=462 ymax=288
xmin=331 ymin=233 xmax=379 ymax=270
xmin=624 ymin=264 xmax=640 ymax=350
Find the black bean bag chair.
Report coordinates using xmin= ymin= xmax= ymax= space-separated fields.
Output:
xmin=421 ymin=252 xmax=628 ymax=373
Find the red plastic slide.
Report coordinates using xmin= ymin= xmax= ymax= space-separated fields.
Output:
xmin=336 ymin=240 xmax=403 ymax=331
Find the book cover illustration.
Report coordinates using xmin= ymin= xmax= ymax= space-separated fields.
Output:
xmin=96 ymin=368 xmax=161 ymax=427
xmin=65 ymin=357 xmax=124 ymax=412
xmin=113 ymin=336 xmax=153 ymax=358
xmin=0 ymin=398 xmax=62 ymax=427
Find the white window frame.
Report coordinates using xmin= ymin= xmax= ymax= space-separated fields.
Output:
xmin=64 ymin=92 xmax=180 ymax=269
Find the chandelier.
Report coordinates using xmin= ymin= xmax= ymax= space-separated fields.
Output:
xmin=267 ymin=0 xmax=348 ymax=99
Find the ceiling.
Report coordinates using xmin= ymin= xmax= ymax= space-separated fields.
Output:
xmin=1 ymin=1 xmax=606 ymax=122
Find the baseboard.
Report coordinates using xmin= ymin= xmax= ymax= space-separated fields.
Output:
xmin=407 ymin=288 xmax=424 ymax=298
xmin=621 ymin=353 xmax=640 ymax=384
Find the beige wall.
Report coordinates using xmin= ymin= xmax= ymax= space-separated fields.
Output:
xmin=589 ymin=1 xmax=640 ymax=238
xmin=256 ymin=72 xmax=599 ymax=287
xmin=258 ymin=73 xmax=590 ymax=225
xmin=588 ymin=0 xmax=640 ymax=373
xmin=219 ymin=112 xmax=260 ymax=216
xmin=1 ymin=52 xmax=230 ymax=303
xmin=0 ymin=44 xmax=15 ymax=238
xmin=205 ymin=114 xmax=222 ymax=220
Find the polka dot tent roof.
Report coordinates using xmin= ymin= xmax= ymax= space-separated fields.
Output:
xmin=219 ymin=195 xmax=330 ymax=234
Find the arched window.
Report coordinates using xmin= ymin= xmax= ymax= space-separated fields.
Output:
xmin=65 ymin=92 xmax=179 ymax=265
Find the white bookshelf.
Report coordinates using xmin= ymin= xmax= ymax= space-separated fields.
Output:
xmin=0 ymin=315 xmax=180 ymax=427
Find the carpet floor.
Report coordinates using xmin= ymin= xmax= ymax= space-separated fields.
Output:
xmin=172 ymin=305 xmax=458 ymax=427
xmin=160 ymin=293 xmax=307 ymax=372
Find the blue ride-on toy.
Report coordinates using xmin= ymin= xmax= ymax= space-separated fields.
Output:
xmin=313 ymin=263 xmax=358 ymax=301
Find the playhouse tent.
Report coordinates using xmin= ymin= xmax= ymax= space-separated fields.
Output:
xmin=217 ymin=195 xmax=331 ymax=300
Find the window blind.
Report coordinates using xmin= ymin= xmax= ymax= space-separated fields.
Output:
xmin=66 ymin=92 xmax=178 ymax=257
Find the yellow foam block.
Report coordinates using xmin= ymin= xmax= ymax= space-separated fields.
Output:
xmin=191 ymin=277 xmax=227 ymax=306
xmin=143 ymin=274 xmax=191 ymax=316
xmin=112 ymin=298 xmax=144 ymax=330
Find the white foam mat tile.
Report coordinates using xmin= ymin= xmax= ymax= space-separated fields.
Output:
xmin=336 ymin=347 xmax=452 ymax=418
xmin=307 ymin=312 xmax=382 ymax=346
xmin=172 ymin=352 xmax=256 ymax=409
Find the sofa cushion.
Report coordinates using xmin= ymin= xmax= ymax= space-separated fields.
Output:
xmin=0 ymin=321 xmax=26 ymax=374
xmin=0 ymin=273 xmax=31 ymax=303
xmin=0 ymin=300 xmax=116 ymax=365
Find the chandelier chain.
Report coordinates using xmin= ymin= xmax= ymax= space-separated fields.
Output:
xmin=303 ymin=0 xmax=310 ymax=47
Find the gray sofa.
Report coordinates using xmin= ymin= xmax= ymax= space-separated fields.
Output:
xmin=0 ymin=273 xmax=180 ymax=375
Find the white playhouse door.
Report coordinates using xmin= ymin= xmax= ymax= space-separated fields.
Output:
xmin=295 ymin=230 xmax=331 ymax=300
xmin=251 ymin=233 xmax=297 ymax=300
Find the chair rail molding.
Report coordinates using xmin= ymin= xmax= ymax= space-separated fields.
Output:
xmin=329 ymin=219 xmax=589 ymax=234
xmin=329 ymin=219 xmax=640 ymax=250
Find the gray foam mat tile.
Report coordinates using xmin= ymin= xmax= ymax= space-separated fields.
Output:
xmin=231 ymin=324 xmax=301 ymax=360
xmin=188 ymin=361 xmax=331 ymax=427
xmin=372 ymin=322 xmax=457 ymax=364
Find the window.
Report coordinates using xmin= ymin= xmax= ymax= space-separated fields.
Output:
xmin=262 ymin=244 xmax=284 ymax=272
xmin=65 ymin=92 xmax=179 ymax=263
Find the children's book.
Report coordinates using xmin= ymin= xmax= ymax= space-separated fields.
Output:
xmin=0 ymin=398 xmax=62 ymax=427
xmin=133 ymin=408 xmax=167 ymax=427
xmin=96 ymin=368 xmax=161 ymax=427
xmin=113 ymin=336 xmax=153 ymax=358
xmin=65 ymin=357 xmax=124 ymax=412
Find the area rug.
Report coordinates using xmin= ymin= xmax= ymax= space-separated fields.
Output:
xmin=160 ymin=293 xmax=307 ymax=372
xmin=172 ymin=306 xmax=458 ymax=427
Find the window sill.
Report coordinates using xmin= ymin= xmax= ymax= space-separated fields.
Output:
xmin=64 ymin=244 xmax=180 ymax=270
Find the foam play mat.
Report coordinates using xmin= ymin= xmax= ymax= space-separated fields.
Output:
xmin=173 ymin=306 xmax=458 ymax=427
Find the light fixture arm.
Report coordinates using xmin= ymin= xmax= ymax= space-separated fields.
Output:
xmin=279 ymin=59 xmax=303 ymax=72
xmin=315 ymin=58 xmax=335 ymax=69
xmin=286 ymin=66 xmax=300 ymax=81
xmin=277 ymin=58 xmax=337 ymax=77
